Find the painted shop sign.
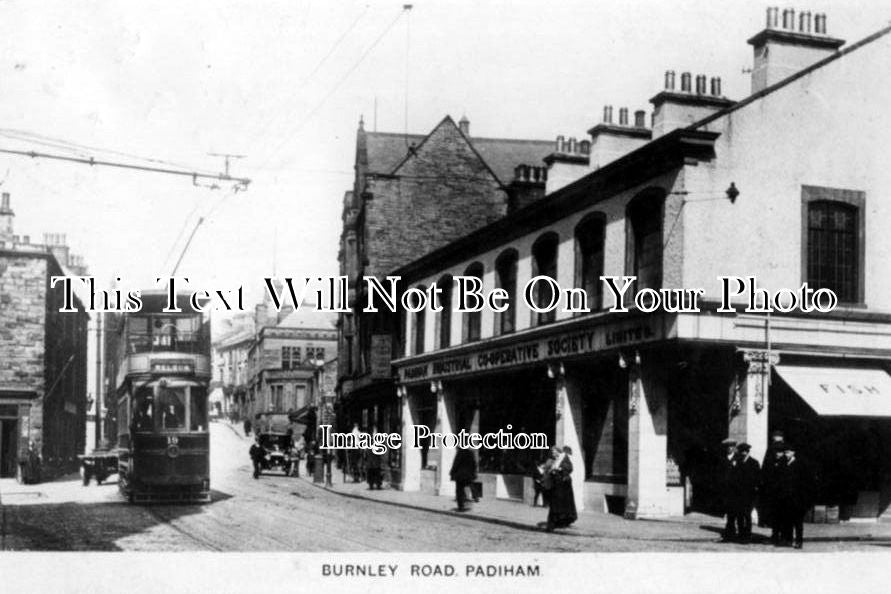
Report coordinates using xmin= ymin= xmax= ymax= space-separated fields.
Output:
xmin=150 ymin=360 xmax=194 ymax=374
xmin=397 ymin=317 xmax=663 ymax=382
xmin=371 ymin=334 xmax=393 ymax=379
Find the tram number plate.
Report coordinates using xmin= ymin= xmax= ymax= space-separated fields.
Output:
xmin=168 ymin=436 xmax=179 ymax=445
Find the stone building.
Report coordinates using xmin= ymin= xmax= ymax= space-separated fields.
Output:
xmin=0 ymin=192 xmax=89 ymax=480
xmin=336 ymin=115 xmax=555 ymax=485
xmin=246 ymin=306 xmax=337 ymax=425
xmin=389 ymin=9 xmax=891 ymax=521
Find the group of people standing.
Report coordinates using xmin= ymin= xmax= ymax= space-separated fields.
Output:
xmin=722 ymin=431 xmax=813 ymax=548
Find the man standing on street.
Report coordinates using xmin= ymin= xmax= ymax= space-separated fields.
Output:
xmin=776 ymin=443 xmax=811 ymax=549
xmin=249 ymin=437 xmax=265 ymax=479
xmin=720 ymin=438 xmax=738 ymax=542
xmin=728 ymin=442 xmax=761 ymax=543
xmin=450 ymin=446 xmax=477 ymax=512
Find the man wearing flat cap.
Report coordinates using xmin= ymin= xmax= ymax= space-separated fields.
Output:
xmin=727 ymin=442 xmax=761 ymax=543
xmin=776 ymin=442 xmax=812 ymax=548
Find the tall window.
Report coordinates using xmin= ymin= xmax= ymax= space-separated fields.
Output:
xmin=462 ymin=263 xmax=484 ymax=342
xmin=627 ymin=190 xmax=664 ymax=292
xmin=271 ymin=384 xmax=284 ymax=412
xmin=412 ymin=285 xmax=426 ymax=355
xmin=531 ymin=233 xmax=559 ymax=326
xmin=804 ymin=187 xmax=864 ymax=304
xmin=495 ymin=250 xmax=518 ymax=335
xmin=436 ymin=275 xmax=453 ymax=349
xmin=575 ymin=214 xmax=606 ymax=312
xmin=282 ymin=346 xmax=301 ymax=370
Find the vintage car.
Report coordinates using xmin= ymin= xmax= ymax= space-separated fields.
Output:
xmin=257 ymin=432 xmax=298 ymax=476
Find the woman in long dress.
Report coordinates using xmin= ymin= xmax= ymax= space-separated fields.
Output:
xmin=546 ymin=445 xmax=577 ymax=531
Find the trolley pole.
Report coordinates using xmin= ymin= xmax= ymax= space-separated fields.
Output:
xmin=95 ymin=311 xmax=105 ymax=447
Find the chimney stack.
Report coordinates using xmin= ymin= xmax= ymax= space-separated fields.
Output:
xmin=748 ymin=7 xmax=844 ymax=93
xmin=458 ymin=115 xmax=470 ymax=136
xmin=0 ymin=193 xmax=15 ymax=244
xmin=650 ymin=70 xmax=734 ymax=138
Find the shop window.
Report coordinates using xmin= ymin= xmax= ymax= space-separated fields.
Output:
xmin=626 ymin=189 xmax=664 ymax=292
xmin=802 ymin=186 xmax=864 ymax=304
xmin=575 ymin=213 xmax=605 ymax=312
xmin=462 ymin=262 xmax=483 ymax=342
xmin=495 ymin=249 xmax=518 ymax=335
xmin=531 ymin=232 xmax=559 ymax=326
xmin=436 ymin=275 xmax=453 ymax=349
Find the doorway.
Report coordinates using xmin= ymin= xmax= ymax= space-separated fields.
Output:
xmin=1 ymin=418 xmax=19 ymax=477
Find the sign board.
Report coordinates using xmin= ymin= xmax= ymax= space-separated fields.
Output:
xmin=397 ymin=316 xmax=663 ymax=383
xmin=151 ymin=360 xmax=194 ymax=374
xmin=371 ymin=334 xmax=392 ymax=379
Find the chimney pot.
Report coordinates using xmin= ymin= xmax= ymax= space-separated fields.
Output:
xmin=816 ymin=13 xmax=827 ymax=34
xmin=458 ymin=115 xmax=470 ymax=136
xmin=695 ymin=74 xmax=707 ymax=95
xmin=567 ymin=137 xmax=577 ymax=153
xmin=634 ymin=110 xmax=646 ymax=128
xmin=710 ymin=76 xmax=722 ymax=97
xmin=680 ymin=72 xmax=692 ymax=92
xmin=556 ymin=135 xmax=565 ymax=152
xmin=767 ymin=6 xmax=780 ymax=28
xmin=579 ymin=140 xmax=591 ymax=155
xmin=0 ymin=192 xmax=9 ymax=211
xmin=799 ymin=10 xmax=812 ymax=33
xmin=782 ymin=8 xmax=795 ymax=30
xmin=664 ymin=70 xmax=676 ymax=90
xmin=603 ymin=105 xmax=614 ymax=124
xmin=618 ymin=108 xmax=628 ymax=126
xmin=23 ymin=235 xmax=29 ymax=244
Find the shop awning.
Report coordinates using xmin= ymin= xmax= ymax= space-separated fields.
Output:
xmin=774 ymin=366 xmax=891 ymax=417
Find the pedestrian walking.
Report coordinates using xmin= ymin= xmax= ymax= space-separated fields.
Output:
xmin=249 ymin=437 xmax=265 ymax=479
xmin=719 ymin=438 xmax=738 ymax=542
xmin=19 ymin=441 xmax=42 ymax=485
xmin=243 ymin=418 xmax=252 ymax=437
xmin=727 ymin=442 xmax=761 ymax=543
xmin=366 ymin=449 xmax=384 ymax=490
xmin=306 ymin=441 xmax=317 ymax=477
xmin=545 ymin=446 xmax=577 ymax=531
xmin=775 ymin=443 xmax=812 ymax=549
xmin=450 ymin=446 xmax=477 ymax=512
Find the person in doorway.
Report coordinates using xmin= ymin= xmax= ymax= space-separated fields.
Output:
xmin=776 ymin=443 xmax=812 ymax=549
xmin=719 ymin=438 xmax=739 ymax=542
xmin=249 ymin=437 xmax=265 ymax=479
xmin=19 ymin=441 xmax=42 ymax=485
xmin=545 ymin=446 xmax=577 ymax=531
xmin=243 ymin=418 xmax=252 ymax=437
xmin=727 ymin=442 xmax=761 ymax=543
xmin=450 ymin=446 xmax=477 ymax=512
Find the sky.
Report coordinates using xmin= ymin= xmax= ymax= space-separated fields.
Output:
xmin=0 ymin=0 xmax=888 ymax=312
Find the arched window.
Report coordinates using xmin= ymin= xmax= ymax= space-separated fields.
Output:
xmin=626 ymin=190 xmax=664 ymax=292
xmin=494 ymin=249 xmax=518 ymax=335
xmin=575 ymin=213 xmax=605 ymax=311
xmin=531 ymin=232 xmax=559 ymax=326
xmin=411 ymin=285 xmax=426 ymax=355
xmin=806 ymin=200 xmax=860 ymax=303
xmin=436 ymin=275 xmax=453 ymax=349
xmin=462 ymin=262 xmax=484 ymax=343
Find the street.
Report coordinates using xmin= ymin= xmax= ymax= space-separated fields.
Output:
xmin=3 ymin=422 xmax=891 ymax=552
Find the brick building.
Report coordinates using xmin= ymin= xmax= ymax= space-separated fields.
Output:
xmin=388 ymin=9 xmax=891 ymax=521
xmin=0 ymin=192 xmax=89 ymax=480
xmin=336 ymin=115 xmax=554 ymax=485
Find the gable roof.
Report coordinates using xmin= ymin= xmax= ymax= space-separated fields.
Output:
xmin=362 ymin=118 xmax=553 ymax=185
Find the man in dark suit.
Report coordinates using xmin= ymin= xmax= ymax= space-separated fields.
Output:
xmin=776 ymin=443 xmax=812 ymax=549
xmin=720 ymin=438 xmax=738 ymax=542
xmin=450 ymin=446 xmax=477 ymax=512
xmin=728 ymin=442 xmax=761 ymax=543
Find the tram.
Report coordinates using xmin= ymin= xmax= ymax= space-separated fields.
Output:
xmin=113 ymin=291 xmax=212 ymax=503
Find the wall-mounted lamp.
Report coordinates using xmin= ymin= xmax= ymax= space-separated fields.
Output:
xmin=726 ymin=182 xmax=739 ymax=203
xmin=430 ymin=380 xmax=442 ymax=394
xmin=396 ymin=385 xmax=407 ymax=399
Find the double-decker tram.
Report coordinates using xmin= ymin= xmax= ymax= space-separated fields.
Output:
xmin=113 ymin=291 xmax=211 ymax=503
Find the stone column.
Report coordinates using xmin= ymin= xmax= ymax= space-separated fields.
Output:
xmin=400 ymin=388 xmax=422 ymax=491
xmin=551 ymin=362 xmax=585 ymax=511
xmin=728 ymin=350 xmax=775 ymax=465
xmin=435 ymin=383 xmax=457 ymax=496
xmin=624 ymin=352 xmax=670 ymax=519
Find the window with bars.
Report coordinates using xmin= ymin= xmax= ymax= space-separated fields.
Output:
xmin=806 ymin=198 xmax=860 ymax=303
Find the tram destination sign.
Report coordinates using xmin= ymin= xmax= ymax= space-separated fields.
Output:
xmin=398 ymin=317 xmax=664 ymax=383
xmin=150 ymin=359 xmax=195 ymax=374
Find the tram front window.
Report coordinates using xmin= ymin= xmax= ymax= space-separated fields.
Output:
xmin=158 ymin=386 xmax=186 ymax=430
xmin=131 ymin=387 xmax=154 ymax=432
xmin=190 ymin=386 xmax=208 ymax=432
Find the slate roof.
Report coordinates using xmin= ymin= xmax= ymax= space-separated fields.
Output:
xmin=363 ymin=125 xmax=553 ymax=185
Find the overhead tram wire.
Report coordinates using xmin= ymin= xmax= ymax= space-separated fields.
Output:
xmin=246 ymin=5 xmax=371 ymax=164
xmin=255 ymin=6 xmax=409 ymax=173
